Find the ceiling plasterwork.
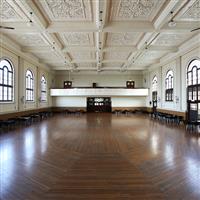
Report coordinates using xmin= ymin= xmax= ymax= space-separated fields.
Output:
xmin=70 ymin=52 xmax=94 ymax=60
xmin=8 ymin=34 xmax=48 ymax=46
xmin=0 ymin=0 xmax=22 ymax=21
xmin=106 ymin=33 xmax=141 ymax=46
xmin=181 ymin=0 xmax=200 ymax=21
xmin=153 ymin=33 xmax=189 ymax=47
xmin=61 ymin=33 xmax=92 ymax=46
xmin=38 ymin=0 xmax=91 ymax=21
xmin=111 ymin=0 xmax=163 ymax=21
xmin=76 ymin=63 xmax=96 ymax=68
xmin=35 ymin=52 xmax=60 ymax=60
xmin=0 ymin=0 xmax=198 ymax=72
xmin=139 ymin=50 xmax=165 ymax=60
xmin=103 ymin=63 xmax=124 ymax=68
xmin=104 ymin=52 xmax=130 ymax=60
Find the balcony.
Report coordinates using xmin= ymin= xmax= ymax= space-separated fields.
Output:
xmin=50 ymin=87 xmax=149 ymax=97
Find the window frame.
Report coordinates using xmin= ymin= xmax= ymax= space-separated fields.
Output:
xmin=187 ymin=59 xmax=200 ymax=102
xmin=0 ymin=59 xmax=14 ymax=102
xmin=152 ymin=76 xmax=158 ymax=102
xmin=40 ymin=75 xmax=47 ymax=102
xmin=165 ymin=70 xmax=174 ymax=102
xmin=25 ymin=69 xmax=34 ymax=102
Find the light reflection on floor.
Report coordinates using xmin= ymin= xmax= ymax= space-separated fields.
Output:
xmin=24 ymin=131 xmax=35 ymax=168
xmin=0 ymin=114 xmax=200 ymax=199
xmin=0 ymin=140 xmax=14 ymax=195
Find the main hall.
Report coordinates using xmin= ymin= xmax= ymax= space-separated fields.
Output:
xmin=0 ymin=0 xmax=200 ymax=199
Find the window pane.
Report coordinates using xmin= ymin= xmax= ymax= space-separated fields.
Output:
xmin=193 ymin=87 xmax=197 ymax=101
xmin=188 ymin=72 xmax=192 ymax=85
xmin=8 ymin=72 xmax=12 ymax=86
xmin=0 ymin=69 xmax=2 ymax=84
xmin=191 ymin=103 xmax=197 ymax=110
xmin=193 ymin=68 xmax=197 ymax=85
xmin=25 ymin=70 xmax=34 ymax=101
xmin=3 ymin=87 xmax=7 ymax=100
xmin=8 ymin=88 xmax=12 ymax=100
xmin=171 ymin=77 xmax=173 ymax=89
xmin=3 ymin=68 xmax=8 ymax=84
xmin=198 ymin=69 xmax=200 ymax=84
xmin=0 ymin=86 xmax=2 ymax=100
xmin=198 ymin=88 xmax=200 ymax=100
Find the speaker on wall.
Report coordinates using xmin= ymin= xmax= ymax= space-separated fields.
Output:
xmin=93 ymin=82 xmax=97 ymax=88
xmin=126 ymin=80 xmax=135 ymax=88
xmin=64 ymin=81 xmax=72 ymax=88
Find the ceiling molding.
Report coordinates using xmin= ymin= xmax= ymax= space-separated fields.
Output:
xmin=0 ymin=0 xmax=199 ymax=73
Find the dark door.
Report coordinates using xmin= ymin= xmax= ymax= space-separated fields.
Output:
xmin=87 ymin=97 xmax=111 ymax=112
xmin=152 ymin=91 xmax=157 ymax=113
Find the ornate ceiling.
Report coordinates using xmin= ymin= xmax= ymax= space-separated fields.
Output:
xmin=0 ymin=0 xmax=199 ymax=72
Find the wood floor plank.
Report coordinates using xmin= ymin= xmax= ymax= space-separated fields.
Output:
xmin=0 ymin=113 xmax=200 ymax=199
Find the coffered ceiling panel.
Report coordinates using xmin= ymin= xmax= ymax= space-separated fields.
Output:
xmin=179 ymin=0 xmax=200 ymax=21
xmin=153 ymin=33 xmax=191 ymax=47
xmin=110 ymin=0 xmax=164 ymax=21
xmin=104 ymin=52 xmax=130 ymax=60
xmin=37 ymin=0 xmax=92 ymax=21
xmin=106 ymin=33 xmax=142 ymax=46
xmin=0 ymin=0 xmax=24 ymax=22
xmin=0 ymin=0 xmax=198 ymax=72
xmin=139 ymin=50 xmax=166 ymax=61
xmin=70 ymin=52 xmax=95 ymax=60
xmin=7 ymin=33 xmax=48 ymax=46
xmin=60 ymin=32 xmax=93 ymax=46
xmin=34 ymin=52 xmax=60 ymax=60
xmin=75 ymin=63 xmax=96 ymax=68
xmin=103 ymin=63 xmax=124 ymax=68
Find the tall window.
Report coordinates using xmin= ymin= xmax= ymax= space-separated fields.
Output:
xmin=165 ymin=70 xmax=173 ymax=101
xmin=152 ymin=76 xmax=158 ymax=102
xmin=26 ymin=69 xmax=34 ymax=101
xmin=187 ymin=59 xmax=200 ymax=101
xmin=0 ymin=59 xmax=14 ymax=102
xmin=41 ymin=75 xmax=47 ymax=102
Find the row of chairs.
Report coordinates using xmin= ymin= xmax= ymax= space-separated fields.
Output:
xmin=112 ymin=109 xmax=146 ymax=115
xmin=185 ymin=121 xmax=200 ymax=132
xmin=65 ymin=109 xmax=86 ymax=115
xmin=0 ymin=111 xmax=53 ymax=132
xmin=150 ymin=111 xmax=184 ymax=125
xmin=53 ymin=109 xmax=86 ymax=116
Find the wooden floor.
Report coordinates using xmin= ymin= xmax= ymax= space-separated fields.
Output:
xmin=1 ymin=113 xmax=200 ymax=200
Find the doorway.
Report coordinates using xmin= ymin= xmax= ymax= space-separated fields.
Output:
xmin=87 ymin=97 xmax=111 ymax=113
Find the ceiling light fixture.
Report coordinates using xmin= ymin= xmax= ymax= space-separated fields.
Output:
xmin=168 ymin=11 xmax=176 ymax=27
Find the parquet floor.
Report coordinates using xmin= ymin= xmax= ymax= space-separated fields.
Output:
xmin=1 ymin=113 xmax=200 ymax=199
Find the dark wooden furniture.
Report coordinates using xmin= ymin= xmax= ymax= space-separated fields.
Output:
xmin=92 ymin=82 xmax=97 ymax=88
xmin=126 ymin=80 xmax=135 ymax=88
xmin=64 ymin=81 xmax=72 ymax=88
xmin=87 ymin=97 xmax=111 ymax=112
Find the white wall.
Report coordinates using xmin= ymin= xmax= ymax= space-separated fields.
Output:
xmin=52 ymin=72 xmax=146 ymax=108
xmin=0 ymin=48 xmax=19 ymax=113
xmin=52 ymin=96 xmax=146 ymax=108
xmin=0 ymin=46 xmax=54 ymax=114
xmin=112 ymin=97 xmax=146 ymax=107
xmin=145 ymin=46 xmax=200 ymax=112
xmin=53 ymin=97 xmax=86 ymax=107
xmin=54 ymin=73 xmax=144 ymax=88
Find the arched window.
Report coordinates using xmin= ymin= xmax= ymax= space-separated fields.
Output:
xmin=152 ymin=76 xmax=157 ymax=92
xmin=0 ymin=59 xmax=14 ymax=102
xmin=41 ymin=75 xmax=47 ymax=102
xmin=25 ymin=69 xmax=34 ymax=101
xmin=187 ymin=59 xmax=200 ymax=101
xmin=152 ymin=76 xmax=158 ymax=102
xmin=165 ymin=70 xmax=173 ymax=101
